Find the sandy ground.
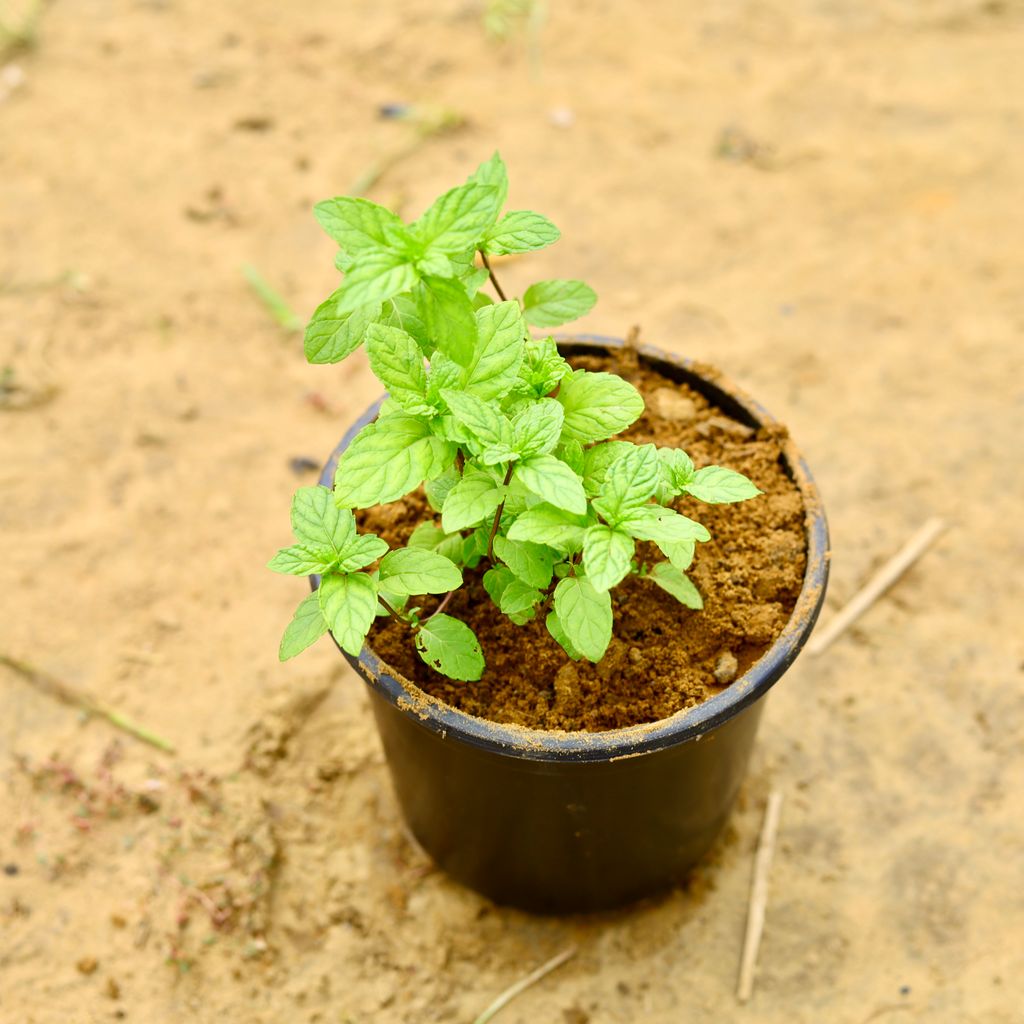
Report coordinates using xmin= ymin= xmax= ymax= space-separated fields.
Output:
xmin=2 ymin=0 xmax=1023 ymax=1021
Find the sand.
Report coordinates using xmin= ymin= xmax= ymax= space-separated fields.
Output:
xmin=1 ymin=1 xmax=1022 ymax=1021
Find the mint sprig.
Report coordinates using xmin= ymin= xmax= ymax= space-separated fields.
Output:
xmin=272 ymin=155 xmax=763 ymax=679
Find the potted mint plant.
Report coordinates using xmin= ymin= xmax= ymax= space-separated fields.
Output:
xmin=270 ymin=156 xmax=829 ymax=911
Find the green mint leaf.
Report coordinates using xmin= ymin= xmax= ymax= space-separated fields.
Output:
xmin=483 ymin=210 xmax=560 ymax=255
xmin=467 ymin=152 xmax=509 ymax=211
xmin=416 ymin=251 xmax=456 ymax=278
xmin=557 ymin=439 xmax=585 ymax=477
xmin=462 ymin=301 xmax=527 ymax=400
xmin=593 ymin=443 xmax=659 ymax=523
xmin=335 ymin=534 xmax=390 ymax=572
xmin=511 ymin=399 xmax=564 ymax=458
xmin=304 ymin=293 xmax=381 ymax=365
xmin=553 ymin=577 xmax=612 ymax=662
xmin=407 ymin=521 xmax=445 ymax=551
xmin=545 ymin=608 xmax=583 ymax=660
xmin=482 ymin=565 xmax=516 ymax=608
xmin=334 ymin=413 xmax=454 ymax=508
xmin=558 ymin=370 xmax=645 ymax=444
xmin=415 ymin=614 xmax=485 ymax=681
xmin=441 ymin=467 xmax=505 ymax=533
xmin=441 ymin=389 xmax=513 ymax=451
xmin=506 ymin=504 xmax=587 ymax=554
xmin=279 ymin=592 xmax=329 ymax=661
xmin=412 ymin=183 xmax=501 ymax=255
xmin=583 ymin=440 xmax=634 ymax=496
xmin=267 ymin=545 xmax=337 ymax=576
xmin=513 ymin=336 xmax=570 ymax=397
xmin=424 ymin=465 xmax=460 ymax=513
xmin=648 ymin=562 xmax=704 ymax=609
xmin=384 ymin=294 xmax=432 ymax=355
xmin=513 ymin=454 xmax=587 ymax=514
xmin=618 ymin=505 xmax=711 ymax=544
xmin=426 ymin=351 xmax=465 ymax=407
xmin=364 ymin=323 xmax=430 ymax=414
xmin=461 ymin=528 xmax=489 ymax=568
xmin=337 ymin=251 xmax=418 ymax=313
xmin=378 ymin=548 xmax=463 ymax=596
xmin=416 ymin=276 xmax=478 ymax=365
xmin=657 ymin=448 xmax=696 ymax=498
xmin=313 ymin=196 xmax=412 ymax=255
xmin=522 ymin=279 xmax=597 ymax=328
xmin=660 ymin=538 xmax=696 ymax=573
xmin=291 ymin=485 xmax=355 ymax=554
xmin=683 ymin=466 xmax=762 ymax=504
xmin=498 ymin=578 xmax=543 ymax=623
xmin=581 ymin=525 xmax=635 ymax=592
xmin=492 ymin=534 xmax=557 ymax=589
xmin=318 ymin=572 xmax=379 ymax=657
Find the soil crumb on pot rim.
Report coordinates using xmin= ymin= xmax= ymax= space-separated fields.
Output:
xmin=358 ymin=346 xmax=808 ymax=732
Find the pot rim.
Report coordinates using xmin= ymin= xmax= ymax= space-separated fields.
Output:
xmin=315 ymin=335 xmax=829 ymax=763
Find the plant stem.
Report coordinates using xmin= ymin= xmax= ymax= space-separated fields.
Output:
xmin=480 ymin=251 xmax=507 ymax=302
xmin=378 ymin=596 xmax=408 ymax=624
xmin=428 ymin=590 xmax=455 ymax=620
xmin=486 ymin=464 xmax=516 ymax=561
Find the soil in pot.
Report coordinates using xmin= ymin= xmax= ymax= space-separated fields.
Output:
xmin=358 ymin=345 xmax=807 ymax=731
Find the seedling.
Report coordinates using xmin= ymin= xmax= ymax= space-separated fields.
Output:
xmin=270 ymin=155 xmax=760 ymax=681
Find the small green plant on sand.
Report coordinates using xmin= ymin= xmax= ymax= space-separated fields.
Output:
xmin=270 ymin=155 xmax=760 ymax=681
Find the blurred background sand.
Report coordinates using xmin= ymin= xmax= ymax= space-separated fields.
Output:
xmin=1 ymin=1 xmax=1022 ymax=1020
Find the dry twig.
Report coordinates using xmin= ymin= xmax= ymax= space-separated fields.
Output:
xmin=737 ymin=790 xmax=783 ymax=1002
xmin=472 ymin=946 xmax=577 ymax=1024
xmin=807 ymin=517 xmax=948 ymax=657
xmin=1 ymin=653 xmax=176 ymax=753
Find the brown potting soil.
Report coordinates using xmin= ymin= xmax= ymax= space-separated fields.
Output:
xmin=360 ymin=348 xmax=807 ymax=731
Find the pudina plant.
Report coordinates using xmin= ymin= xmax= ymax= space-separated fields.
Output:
xmin=270 ymin=155 xmax=761 ymax=681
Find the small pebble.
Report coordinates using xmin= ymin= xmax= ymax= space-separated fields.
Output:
xmin=714 ymin=651 xmax=738 ymax=684
xmin=76 ymin=956 xmax=99 ymax=975
xmin=3 ymin=863 xmax=18 ymax=876
xmin=549 ymin=106 xmax=575 ymax=128
xmin=628 ymin=646 xmax=642 ymax=665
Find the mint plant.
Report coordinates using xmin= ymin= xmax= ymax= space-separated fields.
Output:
xmin=271 ymin=155 xmax=761 ymax=681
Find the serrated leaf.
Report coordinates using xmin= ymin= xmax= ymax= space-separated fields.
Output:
xmin=513 ymin=455 xmax=586 ymax=514
xmin=335 ymin=534 xmax=390 ymax=572
xmin=267 ymin=544 xmax=337 ymax=576
xmin=318 ymin=572 xmax=379 ymax=657
xmin=553 ymin=577 xmax=612 ymax=662
xmin=618 ymin=505 xmax=711 ymax=544
xmin=557 ymin=439 xmax=585 ymax=477
xmin=313 ymin=196 xmax=412 ymax=254
xmin=441 ymin=389 xmax=513 ymax=451
xmin=415 ymin=614 xmax=485 ymax=681
xmin=583 ymin=440 xmax=634 ymax=497
xmin=595 ymin=443 xmax=659 ymax=523
xmin=462 ymin=301 xmax=526 ymax=400
xmin=657 ymin=447 xmax=696 ymax=497
xmin=506 ymin=504 xmax=588 ymax=554
xmin=304 ymin=293 xmax=381 ymax=365
xmin=425 ymin=351 xmax=465 ymax=407
xmin=683 ymin=465 xmax=763 ymax=504
xmin=441 ymin=468 xmax=505 ymax=533
xmin=337 ymin=251 xmax=418 ymax=313
xmin=365 ymin=323 xmax=430 ymax=413
xmin=513 ymin=336 xmax=570 ymax=397
xmin=499 ymin=578 xmax=543 ymax=623
xmin=546 ymin=608 xmax=583 ymax=660
xmin=412 ymin=183 xmax=501 ymax=255
xmin=416 ymin=276 xmax=478 ymax=365
xmin=482 ymin=565 xmax=517 ymax=607
xmin=424 ymin=465 xmax=460 ymax=513
xmin=660 ymin=539 xmax=696 ymax=573
xmin=407 ymin=522 xmax=445 ymax=550
xmin=378 ymin=548 xmax=463 ymax=596
xmin=291 ymin=486 xmax=355 ymax=554
xmin=582 ymin=526 xmax=635 ymax=592
xmin=511 ymin=399 xmax=564 ymax=458
xmin=334 ymin=414 xmax=454 ymax=508
xmin=648 ymin=562 xmax=703 ymax=609
xmin=384 ymin=293 xmax=432 ymax=354
xmin=484 ymin=210 xmax=560 ymax=255
xmin=279 ymin=593 xmax=329 ymax=660
xmin=522 ymin=279 xmax=597 ymax=328
xmin=492 ymin=534 xmax=557 ymax=588
xmin=558 ymin=370 xmax=645 ymax=445
xmin=467 ymin=152 xmax=509 ymax=211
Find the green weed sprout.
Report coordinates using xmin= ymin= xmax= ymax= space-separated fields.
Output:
xmin=270 ymin=155 xmax=760 ymax=680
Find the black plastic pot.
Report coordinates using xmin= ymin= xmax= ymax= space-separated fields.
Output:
xmin=315 ymin=337 xmax=829 ymax=913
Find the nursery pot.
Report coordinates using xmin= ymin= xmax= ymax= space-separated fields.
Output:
xmin=315 ymin=337 xmax=829 ymax=914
